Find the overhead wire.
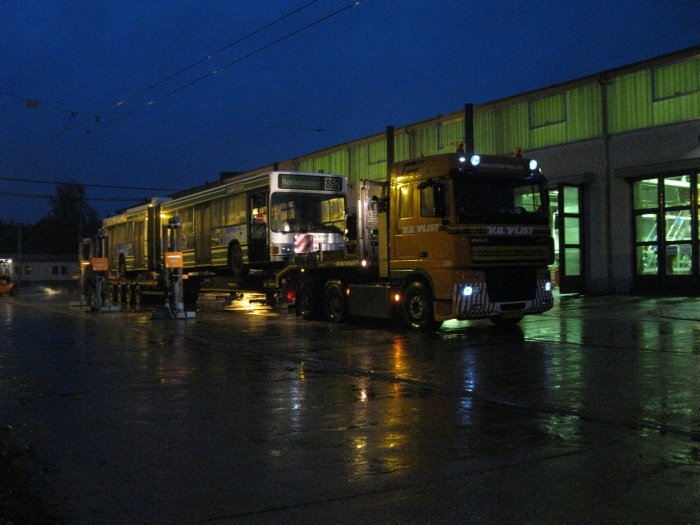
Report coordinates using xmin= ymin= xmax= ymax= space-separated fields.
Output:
xmin=0 ymin=191 xmax=145 ymax=203
xmin=107 ymin=0 xmax=324 ymax=114
xmin=2 ymin=0 xmax=365 ymax=194
xmin=89 ymin=0 xmax=367 ymax=133
xmin=0 ymin=175 xmax=179 ymax=192
xmin=0 ymin=0 xmax=324 ymax=132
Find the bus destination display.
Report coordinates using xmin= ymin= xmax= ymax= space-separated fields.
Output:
xmin=278 ymin=174 xmax=343 ymax=192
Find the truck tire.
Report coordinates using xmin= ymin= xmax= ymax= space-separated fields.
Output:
xmin=296 ymin=283 xmax=319 ymax=320
xmin=403 ymin=281 xmax=442 ymax=331
xmin=323 ymin=280 xmax=347 ymax=322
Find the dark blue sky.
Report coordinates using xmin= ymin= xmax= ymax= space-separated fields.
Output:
xmin=1 ymin=0 xmax=698 ymax=223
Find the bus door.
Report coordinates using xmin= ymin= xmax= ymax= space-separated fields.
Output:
xmin=195 ymin=203 xmax=212 ymax=265
xmin=249 ymin=192 xmax=269 ymax=262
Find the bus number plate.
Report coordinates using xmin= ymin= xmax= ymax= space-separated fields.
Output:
xmin=324 ymin=177 xmax=342 ymax=191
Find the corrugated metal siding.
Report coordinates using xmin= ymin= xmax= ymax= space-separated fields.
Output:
xmin=394 ymin=131 xmax=410 ymax=162
xmin=528 ymin=93 xmax=566 ymax=149
xmin=567 ymin=82 xmax=603 ymax=141
xmin=294 ymin=50 xmax=695 ymax=182
xmin=413 ymin=125 xmax=439 ymax=157
xmin=653 ymin=58 xmax=699 ymax=99
xmin=297 ymin=158 xmax=313 ymax=172
xmin=475 ymin=110 xmax=497 ymax=154
xmin=495 ymin=103 xmax=529 ymax=154
xmin=438 ymin=120 xmax=463 ymax=151
xmin=347 ymin=142 xmax=387 ymax=183
xmin=652 ymin=58 xmax=700 ymax=125
xmin=530 ymin=94 xmax=566 ymax=128
xmin=368 ymin=140 xmax=386 ymax=163
xmin=607 ymin=70 xmax=652 ymax=133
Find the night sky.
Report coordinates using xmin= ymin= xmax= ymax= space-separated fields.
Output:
xmin=1 ymin=1 xmax=698 ymax=224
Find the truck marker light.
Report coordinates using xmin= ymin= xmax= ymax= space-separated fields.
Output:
xmin=462 ymin=286 xmax=474 ymax=297
xmin=529 ymin=159 xmax=538 ymax=171
xmin=544 ymin=281 xmax=552 ymax=292
xmin=393 ymin=293 xmax=401 ymax=302
xmin=470 ymin=155 xmax=481 ymax=167
xmin=361 ymin=259 xmax=368 ymax=267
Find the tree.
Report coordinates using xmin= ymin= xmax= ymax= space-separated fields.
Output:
xmin=27 ymin=184 xmax=101 ymax=254
xmin=0 ymin=220 xmax=20 ymax=254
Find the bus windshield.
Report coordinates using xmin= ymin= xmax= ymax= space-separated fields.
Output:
xmin=270 ymin=192 xmax=345 ymax=233
xmin=453 ymin=175 xmax=548 ymax=225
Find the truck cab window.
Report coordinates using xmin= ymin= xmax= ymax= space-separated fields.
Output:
xmin=399 ymin=185 xmax=413 ymax=219
xmin=421 ymin=181 xmax=449 ymax=218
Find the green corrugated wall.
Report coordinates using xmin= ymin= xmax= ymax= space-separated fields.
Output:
xmin=296 ymin=54 xmax=698 ymax=182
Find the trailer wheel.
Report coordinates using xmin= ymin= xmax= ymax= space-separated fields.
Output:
xmin=296 ymin=283 xmax=319 ymax=320
xmin=118 ymin=254 xmax=126 ymax=277
xmin=403 ymin=281 xmax=442 ymax=331
xmin=323 ymin=280 xmax=347 ymax=322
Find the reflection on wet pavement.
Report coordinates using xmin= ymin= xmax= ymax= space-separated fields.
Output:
xmin=1 ymin=291 xmax=700 ymax=523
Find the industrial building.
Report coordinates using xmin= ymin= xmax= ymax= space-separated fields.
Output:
xmin=244 ymin=45 xmax=699 ymax=296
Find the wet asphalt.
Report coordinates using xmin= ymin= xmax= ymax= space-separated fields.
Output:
xmin=1 ymin=290 xmax=700 ymax=524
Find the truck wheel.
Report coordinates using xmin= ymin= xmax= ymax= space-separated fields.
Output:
xmin=403 ymin=281 xmax=442 ymax=331
xmin=323 ymin=280 xmax=347 ymax=322
xmin=296 ymin=283 xmax=319 ymax=320
xmin=228 ymin=243 xmax=247 ymax=278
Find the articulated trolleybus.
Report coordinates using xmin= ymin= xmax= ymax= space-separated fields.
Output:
xmin=102 ymin=170 xmax=346 ymax=304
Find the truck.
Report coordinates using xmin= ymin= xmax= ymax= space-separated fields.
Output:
xmin=280 ymin=149 xmax=554 ymax=331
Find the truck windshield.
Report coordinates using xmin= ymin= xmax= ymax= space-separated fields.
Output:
xmin=270 ymin=192 xmax=345 ymax=233
xmin=453 ymin=175 xmax=548 ymax=225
